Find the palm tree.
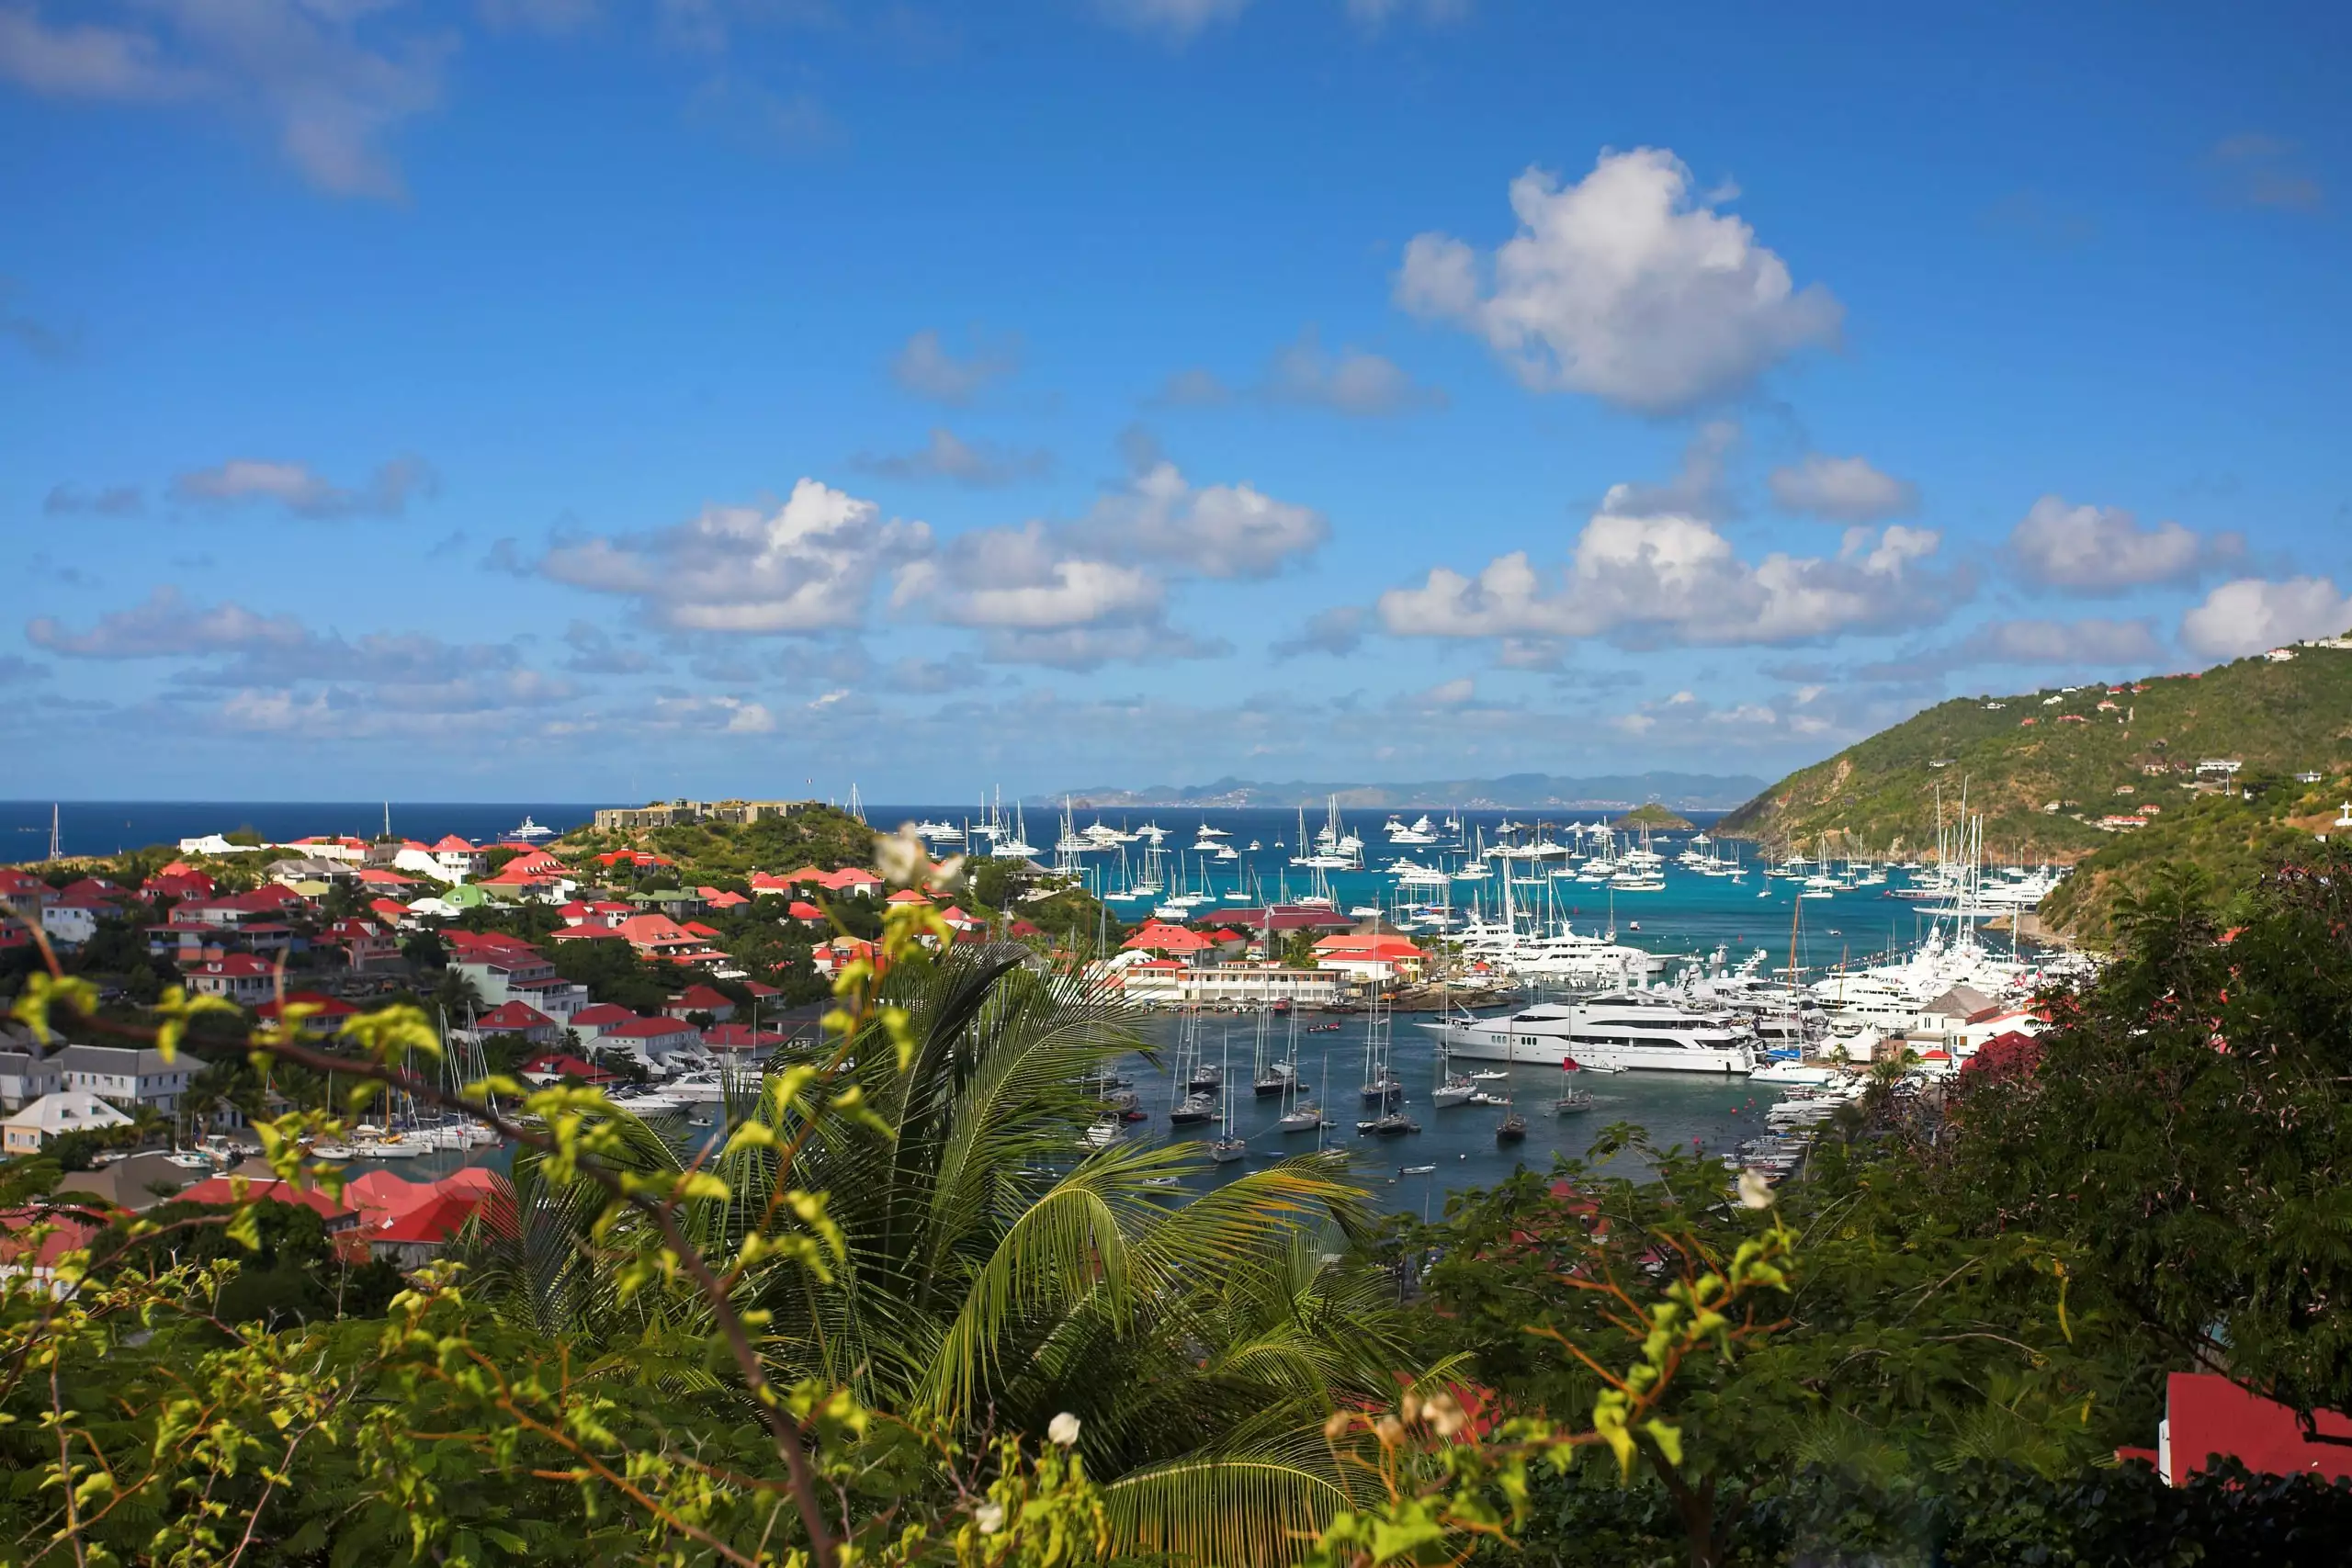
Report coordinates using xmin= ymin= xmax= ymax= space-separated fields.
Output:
xmin=430 ymin=967 xmax=483 ymax=1022
xmin=463 ymin=950 xmax=1419 ymax=1563
xmin=181 ymin=1058 xmax=255 ymax=1143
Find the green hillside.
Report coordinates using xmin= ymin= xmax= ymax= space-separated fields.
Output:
xmin=1721 ymin=643 xmax=2352 ymax=942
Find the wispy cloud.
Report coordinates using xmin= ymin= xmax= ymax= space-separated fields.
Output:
xmin=2201 ymin=132 xmax=2323 ymax=211
xmin=0 ymin=1 xmax=452 ymax=200
xmin=170 ymin=455 xmax=437 ymax=520
xmin=890 ymin=328 xmax=1021 ymax=405
xmin=851 ymin=427 xmax=1052 ymax=487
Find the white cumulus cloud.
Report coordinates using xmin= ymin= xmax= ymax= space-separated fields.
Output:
xmin=1394 ymin=147 xmax=1842 ymax=413
xmin=542 ymin=478 xmax=933 ymax=635
xmin=895 ymin=521 xmax=1165 ymax=630
xmin=1378 ymin=472 xmax=1957 ymax=649
xmin=2180 ymin=577 xmax=2352 ymax=660
xmin=1077 ymin=457 xmax=1329 ymax=580
xmin=2007 ymin=494 xmax=2241 ymax=593
xmin=1768 ymin=453 xmax=1918 ymax=522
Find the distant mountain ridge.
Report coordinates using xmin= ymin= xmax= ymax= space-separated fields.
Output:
xmin=1039 ymin=773 xmax=1767 ymax=811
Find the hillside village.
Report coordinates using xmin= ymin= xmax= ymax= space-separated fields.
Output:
xmin=0 ymin=800 xmax=1438 ymax=1237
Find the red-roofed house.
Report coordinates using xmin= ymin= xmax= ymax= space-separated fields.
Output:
xmin=1120 ymin=922 xmax=1213 ymax=959
xmin=519 ymin=1052 xmax=617 ymax=1086
xmin=885 ymin=888 xmax=933 ymax=907
xmin=596 ymin=1015 xmax=701 ymax=1066
xmin=701 ymin=1022 xmax=789 ymax=1057
xmin=474 ymin=999 xmax=559 ymax=1044
xmin=938 ymin=906 xmax=982 ymax=932
xmin=368 ymin=897 xmax=413 ymax=925
xmin=499 ymin=849 xmax=567 ymax=876
xmin=697 ymin=886 xmax=750 ymax=909
xmin=429 ymin=835 xmax=487 ymax=880
xmin=254 ymin=992 xmax=362 ymax=1037
xmin=766 ymin=866 xmax=882 ymax=898
xmin=662 ymin=985 xmax=736 ymax=1022
xmin=366 ymin=1190 xmax=495 ymax=1268
xmin=447 ymin=931 xmax=566 ymax=1010
xmin=175 ymin=1177 xmax=363 ymax=1258
xmin=470 ymin=864 xmax=571 ymax=902
xmin=325 ymin=917 xmax=401 ymax=970
xmin=558 ymin=899 xmax=636 ymax=929
xmin=1312 ymin=933 xmax=1424 ymax=983
xmin=566 ymin=1002 xmax=640 ymax=1041
xmin=186 ymin=953 xmax=276 ymax=1004
xmin=143 ymin=867 xmax=216 ymax=901
xmin=811 ymin=936 xmax=878 ymax=977
xmin=786 ymin=900 xmax=825 ymax=921
xmin=0 ymin=1208 xmax=106 ymax=1293
xmin=0 ymin=869 xmax=57 ymax=921
xmin=614 ymin=913 xmax=721 ymax=964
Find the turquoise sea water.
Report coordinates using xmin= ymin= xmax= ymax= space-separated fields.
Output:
xmin=88 ymin=799 xmax=1974 ymax=1212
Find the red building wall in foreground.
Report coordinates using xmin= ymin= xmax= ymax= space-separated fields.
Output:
xmin=2163 ymin=1373 xmax=2352 ymax=1487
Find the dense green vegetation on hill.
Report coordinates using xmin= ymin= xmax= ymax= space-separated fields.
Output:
xmin=1722 ymin=644 xmax=2352 ymax=940
xmin=1614 ymin=803 xmax=1695 ymax=829
xmin=565 ymin=803 xmax=878 ymax=878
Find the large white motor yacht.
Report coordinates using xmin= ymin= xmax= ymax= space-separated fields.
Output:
xmin=1419 ymin=991 xmax=1758 ymax=1074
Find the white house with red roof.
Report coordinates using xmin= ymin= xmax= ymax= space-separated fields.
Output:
xmin=185 ymin=953 xmax=276 ymax=1004
xmin=595 ymin=1015 xmax=702 ymax=1067
xmin=565 ymin=1002 xmax=640 ymax=1042
xmin=810 ymin=936 xmax=878 ymax=977
xmin=701 ymin=1022 xmax=790 ymax=1058
xmin=558 ymin=898 xmax=636 ymax=929
xmin=1119 ymin=921 xmax=1215 ymax=960
xmin=662 ymin=985 xmax=737 ymax=1022
xmin=763 ymin=866 xmax=883 ymax=898
xmin=445 ymin=931 xmax=590 ymax=1021
xmin=429 ymin=835 xmax=488 ymax=881
xmin=1311 ymin=933 xmax=1425 ymax=983
xmin=518 ymin=1052 xmax=618 ymax=1086
xmin=611 ymin=913 xmax=722 ymax=964
xmin=472 ymin=999 xmax=560 ymax=1045
xmin=254 ymin=991 xmax=362 ymax=1037
xmin=0 ymin=869 xmax=59 ymax=920
xmin=325 ymin=917 xmax=401 ymax=970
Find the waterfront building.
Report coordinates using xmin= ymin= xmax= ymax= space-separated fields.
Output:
xmin=2 ymin=1089 xmax=132 ymax=1153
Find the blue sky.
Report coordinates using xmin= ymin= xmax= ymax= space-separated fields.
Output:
xmin=4 ymin=0 xmax=2348 ymax=803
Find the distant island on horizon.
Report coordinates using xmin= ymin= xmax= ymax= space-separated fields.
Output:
xmin=1035 ymin=772 xmax=1767 ymax=812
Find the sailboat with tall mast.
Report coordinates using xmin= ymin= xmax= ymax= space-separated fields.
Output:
xmin=1211 ymin=1030 xmax=1247 ymax=1163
